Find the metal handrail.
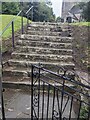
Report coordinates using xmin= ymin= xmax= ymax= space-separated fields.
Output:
xmin=26 ymin=6 xmax=33 ymax=15
xmin=33 ymin=64 xmax=90 ymax=89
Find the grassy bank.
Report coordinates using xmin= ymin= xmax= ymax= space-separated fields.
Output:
xmin=0 ymin=14 xmax=31 ymax=39
xmin=71 ymin=22 xmax=90 ymax=26
xmin=0 ymin=14 xmax=31 ymax=52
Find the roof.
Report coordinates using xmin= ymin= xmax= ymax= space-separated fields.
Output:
xmin=69 ymin=5 xmax=82 ymax=14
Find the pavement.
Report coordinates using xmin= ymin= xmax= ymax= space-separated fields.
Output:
xmin=0 ymin=88 xmax=78 ymax=119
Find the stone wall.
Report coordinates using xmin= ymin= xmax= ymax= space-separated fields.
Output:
xmin=71 ymin=25 xmax=90 ymax=72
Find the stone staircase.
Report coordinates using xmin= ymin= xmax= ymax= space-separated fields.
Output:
xmin=3 ymin=22 xmax=75 ymax=83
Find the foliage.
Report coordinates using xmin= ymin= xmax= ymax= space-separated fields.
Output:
xmin=80 ymin=105 xmax=89 ymax=118
xmin=2 ymin=2 xmax=31 ymax=16
xmin=77 ymin=2 xmax=86 ymax=9
xmin=30 ymin=2 xmax=55 ymax=22
xmin=56 ymin=17 xmax=63 ymax=22
xmin=82 ymin=1 xmax=90 ymax=22
xmin=71 ymin=22 xmax=90 ymax=26
xmin=78 ymin=1 xmax=90 ymax=22
xmin=2 ymin=2 xmax=20 ymax=15
xmin=56 ymin=17 xmax=61 ymax=22
xmin=2 ymin=2 xmax=55 ymax=22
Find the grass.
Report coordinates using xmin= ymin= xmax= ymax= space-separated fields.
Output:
xmin=0 ymin=14 xmax=31 ymax=39
xmin=71 ymin=22 xmax=90 ymax=26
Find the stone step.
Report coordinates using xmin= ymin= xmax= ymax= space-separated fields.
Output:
xmin=17 ymin=40 xmax=72 ymax=49
xmin=20 ymin=34 xmax=73 ymax=43
xmin=8 ymin=59 xmax=75 ymax=70
xmin=27 ymin=30 xmax=62 ymax=36
xmin=31 ymin=22 xmax=69 ymax=27
xmin=31 ymin=22 xmax=62 ymax=26
xmin=28 ymin=27 xmax=71 ymax=36
xmin=2 ymin=81 xmax=76 ymax=92
xmin=15 ymin=46 xmax=73 ymax=55
xmin=28 ymin=26 xmax=62 ymax=32
xmin=29 ymin=22 xmax=70 ymax=29
xmin=2 ymin=75 xmax=30 ymax=83
xmin=11 ymin=52 xmax=73 ymax=62
xmin=3 ymin=67 xmax=30 ymax=77
xmin=3 ymin=60 xmax=75 ymax=78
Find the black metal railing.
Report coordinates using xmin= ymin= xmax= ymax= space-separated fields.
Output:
xmin=0 ymin=6 xmax=33 ymax=49
xmin=0 ymin=81 xmax=5 ymax=120
xmin=0 ymin=5 xmax=33 ymax=120
xmin=31 ymin=64 xmax=90 ymax=119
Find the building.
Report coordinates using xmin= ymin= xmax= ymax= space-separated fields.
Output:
xmin=61 ymin=0 xmax=81 ymax=22
xmin=69 ymin=5 xmax=83 ymax=22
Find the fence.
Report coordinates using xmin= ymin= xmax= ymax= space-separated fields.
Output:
xmin=31 ymin=64 xmax=90 ymax=119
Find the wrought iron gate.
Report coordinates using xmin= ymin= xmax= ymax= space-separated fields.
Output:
xmin=31 ymin=64 xmax=90 ymax=120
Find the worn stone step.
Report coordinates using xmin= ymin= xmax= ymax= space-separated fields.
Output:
xmin=30 ymin=22 xmax=69 ymax=27
xmin=27 ymin=27 xmax=70 ymax=37
xmin=29 ymin=23 xmax=72 ymax=34
xmin=28 ymin=25 xmax=63 ymax=32
xmin=17 ymin=40 xmax=72 ymax=49
xmin=27 ymin=30 xmax=62 ymax=36
xmin=15 ymin=46 xmax=73 ymax=55
xmin=3 ymin=67 xmax=30 ymax=77
xmin=8 ymin=59 xmax=75 ymax=70
xmin=28 ymin=26 xmax=62 ymax=32
xmin=30 ymin=22 xmax=61 ymax=26
xmin=3 ymin=81 xmax=76 ymax=93
xmin=2 ymin=75 xmax=30 ymax=83
xmin=20 ymin=34 xmax=73 ymax=43
xmin=11 ymin=52 xmax=73 ymax=62
xmin=3 ymin=59 xmax=75 ymax=78
xmin=29 ymin=22 xmax=70 ymax=29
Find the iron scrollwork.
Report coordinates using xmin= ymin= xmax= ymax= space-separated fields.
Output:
xmin=53 ymin=110 xmax=59 ymax=120
xmin=32 ymin=66 xmax=40 ymax=118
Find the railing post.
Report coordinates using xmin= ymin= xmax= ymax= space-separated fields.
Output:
xmin=21 ymin=11 xmax=24 ymax=34
xmin=21 ymin=1 xmax=24 ymax=34
xmin=12 ymin=21 xmax=14 ymax=49
xmin=31 ymin=5 xmax=33 ymax=21
xmin=1 ymin=90 xmax=5 ymax=120
xmin=27 ymin=15 xmax=29 ymax=31
xmin=0 ymin=76 xmax=5 ymax=119
xmin=31 ymin=65 xmax=33 ymax=120
xmin=38 ymin=64 xmax=40 ymax=119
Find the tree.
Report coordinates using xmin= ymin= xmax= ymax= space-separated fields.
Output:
xmin=32 ymin=2 xmax=55 ymax=22
xmin=2 ymin=2 xmax=32 ymax=17
xmin=2 ymin=2 xmax=20 ymax=15
xmin=82 ymin=1 xmax=90 ymax=22
xmin=56 ymin=17 xmax=61 ymax=22
xmin=2 ymin=1 xmax=55 ymax=22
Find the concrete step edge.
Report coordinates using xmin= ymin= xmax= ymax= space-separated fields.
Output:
xmin=8 ymin=59 xmax=75 ymax=66
xmin=2 ymin=81 xmax=76 ymax=91
xmin=21 ymin=34 xmax=73 ymax=39
xmin=17 ymin=40 xmax=72 ymax=45
xmin=12 ymin=52 xmax=73 ymax=58
xmin=15 ymin=46 xmax=73 ymax=51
